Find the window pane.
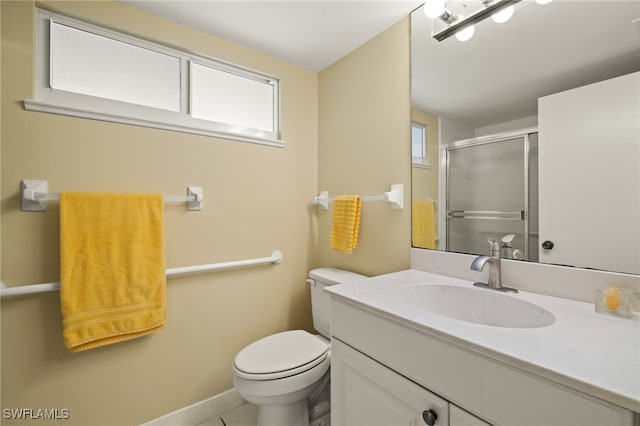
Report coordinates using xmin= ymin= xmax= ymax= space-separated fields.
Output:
xmin=191 ymin=62 xmax=275 ymax=133
xmin=412 ymin=124 xmax=426 ymax=158
xmin=50 ymin=21 xmax=181 ymax=112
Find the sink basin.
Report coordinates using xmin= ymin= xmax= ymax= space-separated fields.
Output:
xmin=401 ymin=284 xmax=556 ymax=328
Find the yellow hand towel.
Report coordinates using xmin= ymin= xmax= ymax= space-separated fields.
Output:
xmin=330 ymin=195 xmax=361 ymax=254
xmin=59 ymin=193 xmax=166 ymax=352
xmin=412 ymin=200 xmax=436 ymax=249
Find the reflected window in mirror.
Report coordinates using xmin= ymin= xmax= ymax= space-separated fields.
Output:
xmin=411 ymin=122 xmax=431 ymax=169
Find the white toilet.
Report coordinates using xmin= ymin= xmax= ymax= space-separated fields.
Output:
xmin=233 ymin=268 xmax=366 ymax=426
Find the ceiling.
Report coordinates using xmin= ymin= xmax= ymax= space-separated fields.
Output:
xmin=121 ymin=1 xmax=422 ymax=72
xmin=122 ymin=1 xmax=640 ymax=129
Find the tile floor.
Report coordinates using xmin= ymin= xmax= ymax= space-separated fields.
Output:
xmin=196 ymin=403 xmax=258 ymax=426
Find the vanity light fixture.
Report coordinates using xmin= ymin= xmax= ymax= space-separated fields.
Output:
xmin=454 ymin=16 xmax=475 ymax=41
xmin=423 ymin=0 xmax=447 ymax=19
xmin=425 ymin=0 xmax=523 ymax=42
xmin=490 ymin=3 xmax=515 ymax=23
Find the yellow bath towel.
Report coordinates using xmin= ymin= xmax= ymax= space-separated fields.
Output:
xmin=412 ymin=200 xmax=436 ymax=249
xmin=330 ymin=195 xmax=361 ymax=254
xmin=59 ymin=193 xmax=166 ymax=352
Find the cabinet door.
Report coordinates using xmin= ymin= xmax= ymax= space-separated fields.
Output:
xmin=450 ymin=405 xmax=491 ymax=426
xmin=331 ymin=338 xmax=449 ymax=426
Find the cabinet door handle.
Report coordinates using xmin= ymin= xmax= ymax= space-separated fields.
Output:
xmin=422 ymin=409 xmax=438 ymax=425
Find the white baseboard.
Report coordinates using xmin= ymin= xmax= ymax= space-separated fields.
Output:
xmin=140 ymin=388 xmax=244 ymax=426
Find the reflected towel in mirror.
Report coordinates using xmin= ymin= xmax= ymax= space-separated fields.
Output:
xmin=412 ymin=200 xmax=436 ymax=249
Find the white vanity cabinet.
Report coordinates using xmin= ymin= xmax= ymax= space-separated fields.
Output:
xmin=449 ymin=406 xmax=491 ymax=426
xmin=329 ymin=297 xmax=636 ymax=426
xmin=332 ymin=337 xmax=448 ymax=426
xmin=332 ymin=337 xmax=489 ymax=426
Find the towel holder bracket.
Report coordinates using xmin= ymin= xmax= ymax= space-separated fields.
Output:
xmin=386 ymin=184 xmax=404 ymax=210
xmin=187 ymin=186 xmax=203 ymax=211
xmin=21 ymin=179 xmax=48 ymax=212
xmin=314 ymin=191 xmax=330 ymax=210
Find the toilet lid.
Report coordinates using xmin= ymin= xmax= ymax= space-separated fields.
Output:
xmin=234 ymin=330 xmax=329 ymax=377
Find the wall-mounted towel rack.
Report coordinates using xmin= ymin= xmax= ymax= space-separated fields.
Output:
xmin=0 ymin=251 xmax=283 ymax=298
xmin=20 ymin=179 xmax=204 ymax=211
xmin=314 ymin=184 xmax=404 ymax=210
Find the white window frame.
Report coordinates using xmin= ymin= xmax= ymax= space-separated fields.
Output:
xmin=25 ymin=9 xmax=284 ymax=148
xmin=412 ymin=122 xmax=431 ymax=169
xmin=189 ymin=58 xmax=279 ymax=136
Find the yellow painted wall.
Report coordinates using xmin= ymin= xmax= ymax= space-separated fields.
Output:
xmin=317 ymin=19 xmax=411 ymax=275
xmin=1 ymin=1 xmax=318 ymax=424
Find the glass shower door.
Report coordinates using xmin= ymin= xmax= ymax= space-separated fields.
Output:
xmin=446 ymin=136 xmax=529 ymax=259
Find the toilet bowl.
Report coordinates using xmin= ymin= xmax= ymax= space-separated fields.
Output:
xmin=233 ymin=330 xmax=330 ymax=426
xmin=232 ymin=268 xmax=366 ymax=426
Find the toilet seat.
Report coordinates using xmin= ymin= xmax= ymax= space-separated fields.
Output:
xmin=234 ymin=330 xmax=329 ymax=381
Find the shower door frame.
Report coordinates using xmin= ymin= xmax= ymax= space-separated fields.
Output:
xmin=439 ymin=127 xmax=537 ymax=259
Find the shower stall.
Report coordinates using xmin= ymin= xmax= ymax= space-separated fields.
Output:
xmin=442 ymin=130 xmax=538 ymax=261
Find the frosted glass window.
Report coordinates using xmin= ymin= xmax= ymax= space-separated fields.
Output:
xmin=412 ymin=124 xmax=425 ymax=157
xmin=412 ymin=122 xmax=430 ymax=167
xmin=191 ymin=62 xmax=275 ymax=132
xmin=50 ymin=21 xmax=181 ymax=112
xmin=28 ymin=9 xmax=284 ymax=147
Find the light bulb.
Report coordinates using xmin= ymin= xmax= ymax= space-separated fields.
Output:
xmin=492 ymin=5 xmax=514 ymax=23
xmin=455 ymin=23 xmax=475 ymax=41
xmin=424 ymin=0 xmax=446 ymax=19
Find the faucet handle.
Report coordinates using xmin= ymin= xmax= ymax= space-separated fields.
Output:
xmin=501 ymin=234 xmax=516 ymax=244
xmin=512 ymin=249 xmax=524 ymax=260
xmin=487 ymin=238 xmax=501 ymax=258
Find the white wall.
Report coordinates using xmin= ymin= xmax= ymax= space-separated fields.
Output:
xmin=538 ymin=72 xmax=640 ymax=274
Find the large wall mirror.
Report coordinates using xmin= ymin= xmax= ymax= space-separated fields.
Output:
xmin=410 ymin=0 xmax=640 ymax=274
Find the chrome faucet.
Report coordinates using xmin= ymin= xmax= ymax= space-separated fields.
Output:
xmin=471 ymin=238 xmax=518 ymax=293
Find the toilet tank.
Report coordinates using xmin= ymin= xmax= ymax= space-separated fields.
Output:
xmin=308 ymin=268 xmax=366 ymax=338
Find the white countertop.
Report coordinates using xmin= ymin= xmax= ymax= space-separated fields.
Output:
xmin=326 ymin=269 xmax=640 ymax=413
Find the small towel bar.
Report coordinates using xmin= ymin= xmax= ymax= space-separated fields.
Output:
xmin=314 ymin=184 xmax=404 ymax=210
xmin=0 ymin=251 xmax=283 ymax=298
